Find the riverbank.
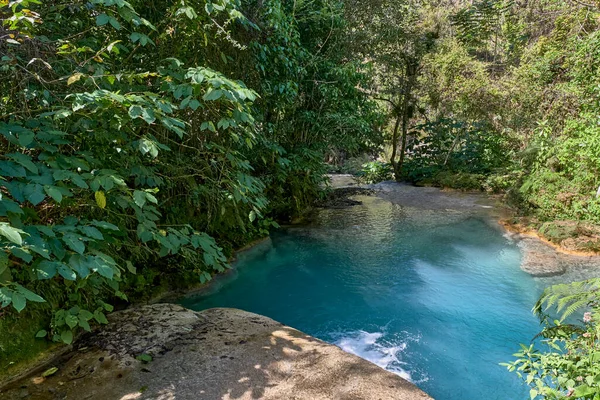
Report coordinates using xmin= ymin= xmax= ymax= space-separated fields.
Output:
xmin=0 ymin=305 xmax=431 ymax=400
xmin=500 ymin=218 xmax=600 ymax=256
xmin=3 ymin=176 xmax=599 ymax=395
xmin=328 ymin=175 xmax=600 ymax=279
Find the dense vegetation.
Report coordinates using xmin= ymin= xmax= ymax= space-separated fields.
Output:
xmin=4 ymin=0 xmax=600 ymax=397
xmin=350 ymin=0 xmax=600 ymax=230
xmin=0 ymin=0 xmax=381 ymax=369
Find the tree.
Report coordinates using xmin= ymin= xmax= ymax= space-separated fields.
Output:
xmin=344 ymin=0 xmax=437 ymax=180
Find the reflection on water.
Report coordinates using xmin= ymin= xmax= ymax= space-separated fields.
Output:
xmin=181 ymin=195 xmax=598 ymax=399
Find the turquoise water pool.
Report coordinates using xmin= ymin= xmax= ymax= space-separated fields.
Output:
xmin=182 ymin=196 xmax=559 ymax=399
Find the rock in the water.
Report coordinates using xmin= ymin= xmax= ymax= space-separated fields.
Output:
xmin=519 ymin=238 xmax=566 ymax=277
xmin=0 ymin=304 xmax=431 ymax=400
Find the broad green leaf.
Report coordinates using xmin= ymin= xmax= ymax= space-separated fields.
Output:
xmin=133 ymin=190 xmax=147 ymax=208
xmin=96 ymin=13 xmax=110 ymax=26
xmin=189 ymin=99 xmax=201 ymax=110
xmin=26 ymin=184 xmax=45 ymax=205
xmin=78 ymin=318 xmax=91 ymax=332
xmin=11 ymin=247 xmax=33 ymax=263
xmin=129 ymin=105 xmax=143 ymax=119
xmin=141 ymin=108 xmax=155 ymax=124
xmin=145 ymin=193 xmax=158 ymax=204
xmin=94 ymin=311 xmax=109 ymax=324
xmin=80 ymin=226 xmax=103 ymax=240
xmin=12 ymin=292 xmax=26 ymax=312
xmin=15 ymin=285 xmax=45 ymax=302
xmin=93 ymin=257 xmax=114 ymax=279
xmin=68 ymin=255 xmax=90 ymax=279
xmin=108 ymin=17 xmax=121 ymax=30
xmin=203 ymin=89 xmax=223 ymax=101
xmin=62 ymin=233 xmax=85 ymax=254
xmin=44 ymin=186 xmax=63 ymax=203
xmin=91 ymin=220 xmax=119 ymax=231
xmin=0 ymin=287 xmax=11 ymax=307
xmin=0 ymin=223 xmax=24 ymax=245
xmin=65 ymin=314 xmax=78 ymax=329
xmin=18 ymin=131 xmax=34 ymax=147
xmin=37 ymin=261 xmax=58 ymax=280
xmin=58 ymin=264 xmax=76 ymax=281
xmin=8 ymin=153 xmax=38 ymax=173
xmin=79 ymin=309 xmax=94 ymax=320
xmin=60 ymin=330 xmax=73 ymax=344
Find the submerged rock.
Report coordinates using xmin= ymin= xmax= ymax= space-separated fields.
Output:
xmin=517 ymin=235 xmax=600 ymax=278
xmin=1 ymin=304 xmax=431 ymax=400
xmin=518 ymin=238 xmax=566 ymax=277
xmin=315 ymin=187 xmax=375 ymax=209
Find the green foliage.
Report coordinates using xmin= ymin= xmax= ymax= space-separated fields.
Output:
xmin=0 ymin=0 xmax=381 ymax=350
xmin=451 ymin=0 xmax=515 ymax=49
xmin=356 ymin=161 xmax=394 ymax=184
xmin=504 ymin=279 xmax=600 ymax=399
xmin=403 ymin=118 xmax=510 ymax=186
xmin=402 ymin=0 xmax=600 ymax=226
xmin=327 ymin=154 xmax=373 ymax=175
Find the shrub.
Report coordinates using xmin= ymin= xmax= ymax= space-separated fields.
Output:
xmin=504 ymin=279 xmax=600 ymax=399
xmin=356 ymin=161 xmax=394 ymax=184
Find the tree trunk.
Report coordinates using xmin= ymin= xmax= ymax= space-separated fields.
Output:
xmin=396 ymin=107 xmax=409 ymax=180
xmin=390 ymin=113 xmax=402 ymax=177
xmin=393 ymin=61 xmax=418 ymax=181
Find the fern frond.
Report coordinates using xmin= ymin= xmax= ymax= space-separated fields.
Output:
xmin=534 ymin=278 xmax=600 ymax=322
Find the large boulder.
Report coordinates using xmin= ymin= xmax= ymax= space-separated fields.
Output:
xmin=1 ymin=304 xmax=431 ymax=400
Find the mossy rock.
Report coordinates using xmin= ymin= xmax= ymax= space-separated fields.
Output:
xmin=0 ymin=311 xmax=57 ymax=385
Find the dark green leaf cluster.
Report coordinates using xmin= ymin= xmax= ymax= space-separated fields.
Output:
xmin=0 ymin=0 xmax=381 ymax=346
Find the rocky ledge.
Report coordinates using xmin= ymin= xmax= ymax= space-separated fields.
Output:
xmin=1 ymin=304 xmax=431 ymax=400
xmin=512 ymin=235 xmax=600 ymax=277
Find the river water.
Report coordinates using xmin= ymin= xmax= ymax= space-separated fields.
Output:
xmin=181 ymin=191 xmax=593 ymax=399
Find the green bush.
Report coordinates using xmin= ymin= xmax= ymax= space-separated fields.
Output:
xmin=504 ymin=279 xmax=600 ymax=399
xmin=402 ymin=118 xmax=511 ymax=189
xmin=0 ymin=0 xmax=382 ymax=348
xmin=356 ymin=161 xmax=394 ymax=184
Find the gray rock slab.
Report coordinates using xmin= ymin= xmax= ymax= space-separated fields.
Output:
xmin=518 ymin=237 xmax=566 ymax=277
xmin=1 ymin=304 xmax=431 ymax=400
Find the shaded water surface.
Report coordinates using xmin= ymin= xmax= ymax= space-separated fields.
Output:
xmin=182 ymin=195 xmax=565 ymax=399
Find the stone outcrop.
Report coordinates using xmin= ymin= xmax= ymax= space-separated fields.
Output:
xmin=516 ymin=235 xmax=600 ymax=277
xmin=1 ymin=304 xmax=431 ymax=400
xmin=518 ymin=237 xmax=566 ymax=277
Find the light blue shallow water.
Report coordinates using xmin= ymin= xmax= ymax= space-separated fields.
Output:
xmin=182 ymin=196 xmax=569 ymax=399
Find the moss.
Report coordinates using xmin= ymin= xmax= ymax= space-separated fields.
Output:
xmin=539 ymin=221 xmax=579 ymax=244
xmin=0 ymin=310 xmax=57 ymax=383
